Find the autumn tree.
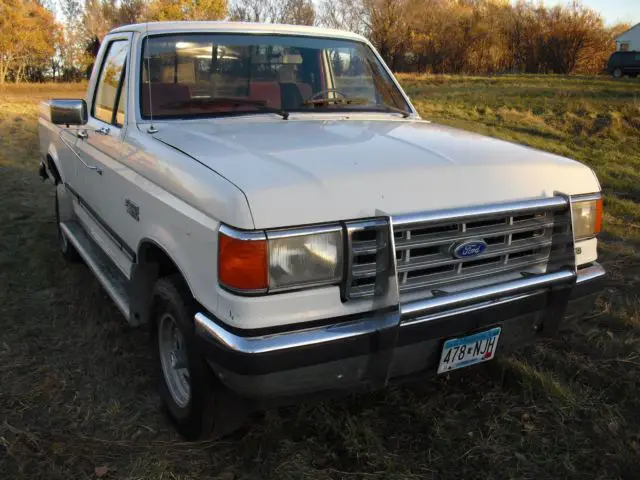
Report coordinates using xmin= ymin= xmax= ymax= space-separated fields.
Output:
xmin=0 ymin=0 xmax=630 ymax=81
xmin=544 ymin=3 xmax=613 ymax=73
xmin=82 ymin=0 xmax=119 ymax=48
xmin=148 ymin=0 xmax=226 ymax=21
xmin=229 ymin=0 xmax=315 ymax=25
xmin=79 ymin=0 xmax=224 ymax=56
xmin=58 ymin=0 xmax=87 ymax=80
xmin=118 ymin=0 xmax=146 ymax=24
xmin=281 ymin=0 xmax=315 ymax=25
xmin=0 ymin=0 xmax=58 ymax=83
xmin=500 ymin=1 xmax=615 ymax=74
xmin=365 ymin=0 xmax=411 ymax=70
xmin=332 ymin=0 xmax=623 ymax=75
xmin=318 ymin=0 xmax=368 ymax=34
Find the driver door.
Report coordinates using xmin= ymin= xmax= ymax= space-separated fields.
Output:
xmin=73 ymin=35 xmax=135 ymax=275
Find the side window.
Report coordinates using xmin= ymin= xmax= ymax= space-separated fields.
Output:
xmin=93 ymin=40 xmax=128 ymax=125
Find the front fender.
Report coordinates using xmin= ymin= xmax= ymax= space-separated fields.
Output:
xmin=137 ymin=228 xmax=197 ymax=293
xmin=131 ymin=221 xmax=218 ymax=325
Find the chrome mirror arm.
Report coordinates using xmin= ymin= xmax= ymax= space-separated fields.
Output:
xmin=57 ymin=128 xmax=103 ymax=175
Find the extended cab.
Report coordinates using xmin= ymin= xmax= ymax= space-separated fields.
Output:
xmin=39 ymin=21 xmax=606 ymax=439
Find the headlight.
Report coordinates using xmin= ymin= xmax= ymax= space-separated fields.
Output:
xmin=571 ymin=194 xmax=603 ymax=240
xmin=267 ymin=226 xmax=343 ymax=291
xmin=218 ymin=224 xmax=343 ymax=294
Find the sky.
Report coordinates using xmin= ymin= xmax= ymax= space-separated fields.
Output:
xmin=539 ymin=0 xmax=640 ymax=25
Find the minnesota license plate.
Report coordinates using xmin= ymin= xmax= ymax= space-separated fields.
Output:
xmin=437 ymin=327 xmax=501 ymax=374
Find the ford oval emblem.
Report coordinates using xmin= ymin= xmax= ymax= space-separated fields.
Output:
xmin=451 ymin=240 xmax=488 ymax=259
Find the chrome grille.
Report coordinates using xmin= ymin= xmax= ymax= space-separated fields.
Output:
xmin=345 ymin=197 xmax=572 ymax=300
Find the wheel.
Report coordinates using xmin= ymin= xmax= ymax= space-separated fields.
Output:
xmin=612 ymin=68 xmax=623 ymax=79
xmin=55 ymin=184 xmax=81 ymax=262
xmin=152 ymin=275 xmax=217 ymax=440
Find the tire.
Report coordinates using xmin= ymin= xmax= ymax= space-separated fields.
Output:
xmin=55 ymin=185 xmax=81 ymax=263
xmin=151 ymin=275 xmax=218 ymax=440
xmin=612 ymin=68 xmax=623 ymax=79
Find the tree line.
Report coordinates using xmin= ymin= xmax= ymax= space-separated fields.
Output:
xmin=0 ymin=0 xmax=630 ymax=83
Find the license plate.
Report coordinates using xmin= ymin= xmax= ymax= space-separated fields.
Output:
xmin=437 ymin=327 xmax=501 ymax=374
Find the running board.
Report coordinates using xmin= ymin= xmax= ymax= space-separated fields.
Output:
xmin=60 ymin=221 xmax=131 ymax=321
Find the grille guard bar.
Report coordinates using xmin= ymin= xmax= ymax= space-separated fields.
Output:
xmin=399 ymin=268 xmax=576 ymax=320
xmin=195 ymin=263 xmax=602 ymax=355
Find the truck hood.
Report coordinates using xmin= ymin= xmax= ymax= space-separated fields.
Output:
xmin=153 ymin=117 xmax=600 ymax=229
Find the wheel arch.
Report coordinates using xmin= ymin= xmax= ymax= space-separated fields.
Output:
xmin=130 ymin=237 xmax=198 ymax=325
xmin=46 ymin=149 xmax=63 ymax=184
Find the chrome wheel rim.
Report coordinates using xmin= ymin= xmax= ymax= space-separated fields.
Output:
xmin=158 ymin=313 xmax=191 ymax=408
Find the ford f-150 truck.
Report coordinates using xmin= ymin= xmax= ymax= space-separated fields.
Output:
xmin=39 ymin=21 xmax=606 ymax=439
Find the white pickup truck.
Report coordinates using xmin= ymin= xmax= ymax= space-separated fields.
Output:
xmin=39 ymin=21 xmax=605 ymax=439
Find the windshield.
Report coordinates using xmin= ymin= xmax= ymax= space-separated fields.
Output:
xmin=140 ymin=34 xmax=411 ymax=119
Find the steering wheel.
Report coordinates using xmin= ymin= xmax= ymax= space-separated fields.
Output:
xmin=308 ymin=88 xmax=349 ymax=101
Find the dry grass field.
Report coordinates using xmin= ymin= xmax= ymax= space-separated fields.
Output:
xmin=1 ymin=76 xmax=639 ymax=479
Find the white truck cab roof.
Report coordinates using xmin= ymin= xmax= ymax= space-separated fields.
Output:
xmin=109 ymin=21 xmax=368 ymax=43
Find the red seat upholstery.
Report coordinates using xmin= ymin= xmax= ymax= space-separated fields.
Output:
xmin=141 ymin=83 xmax=191 ymax=116
xmin=249 ymin=82 xmax=281 ymax=109
xmin=140 ymin=82 xmax=313 ymax=115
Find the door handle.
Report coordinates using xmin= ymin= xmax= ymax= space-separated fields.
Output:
xmin=85 ymin=164 xmax=103 ymax=175
xmin=77 ymin=127 xmax=109 ymax=138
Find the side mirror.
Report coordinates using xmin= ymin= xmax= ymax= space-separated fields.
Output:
xmin=49 ymin=99 xmax=88 ymax=126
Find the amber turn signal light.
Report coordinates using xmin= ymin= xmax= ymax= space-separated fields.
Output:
xmin=571 ymin=195 xmax=603 ymax=240
xmin=218 ymin=231 xmax=268 ymax=291
xmin=595 ymin=197 xmax=603 ymax=235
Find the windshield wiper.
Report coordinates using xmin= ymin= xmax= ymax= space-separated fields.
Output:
xmin=381 ymin=104 xmax=411 ymax=118
xmin=161 ymin=97 xmax=289 ymax=119
xmin=302 ymin=96 xmax=370 ymax=107
xmin=303 ymin=96 xmax=410 ymax=118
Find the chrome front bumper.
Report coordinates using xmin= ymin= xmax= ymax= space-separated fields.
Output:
xmin=195 ymin=263 xmax=605 ymax=398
